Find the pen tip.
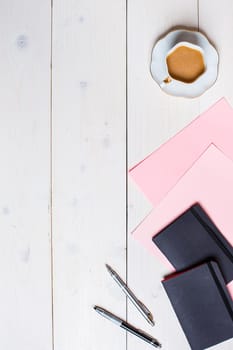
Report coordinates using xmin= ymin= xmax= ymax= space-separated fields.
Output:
xmin=105 ymin=264 xmax=112 ymax=272
xmin=93 ymin=305 xmax=97 ymax=310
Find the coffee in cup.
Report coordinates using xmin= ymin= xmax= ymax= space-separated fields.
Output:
xmin=164 ymin=42 xmax=206 ymax=84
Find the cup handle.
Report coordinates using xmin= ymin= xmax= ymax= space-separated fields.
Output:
xmin=160 ymin=76 xmax=172 ymax=88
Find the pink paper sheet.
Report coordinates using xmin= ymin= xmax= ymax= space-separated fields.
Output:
xmin=132 ymin=145 xmax=233 ymax=298
xmin=129 ymin=98 xmax=233 ymax=206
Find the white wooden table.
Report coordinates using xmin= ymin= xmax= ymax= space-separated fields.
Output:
xmin=1 ymin=1 xmax=233 ymax=349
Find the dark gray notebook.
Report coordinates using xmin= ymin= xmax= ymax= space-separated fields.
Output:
xmin=152 ymin=204 xmax=233 ymax=283
xmin=163 ymin=261 xmax=233 ymax=350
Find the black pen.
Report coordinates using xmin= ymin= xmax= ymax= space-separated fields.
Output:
xmin=94 ymin=306 xmax=161 ymax=348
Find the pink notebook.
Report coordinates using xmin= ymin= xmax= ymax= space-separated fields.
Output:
xmin=132 ymin=145 xmax=233 ymax=298
xmin=130 ymin=98 xmax=233 ymax=206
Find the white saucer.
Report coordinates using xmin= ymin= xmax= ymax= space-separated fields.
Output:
xmin=150 ymin=30 xmax=219 ymax=98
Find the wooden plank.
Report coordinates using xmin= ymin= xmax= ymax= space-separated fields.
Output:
xmin=0 ymin=1 xmax=52 ymax=349
xmin=52 ymin=1 xmax=126 ymax=349
xmin=128 ymin=1 xmax=199 ymax=349
xmin=199 ymin=0 xmax=233 ymax=111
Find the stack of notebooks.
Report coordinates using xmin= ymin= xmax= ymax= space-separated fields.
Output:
xmin=129 ymin=98 xmax=233 ymax=350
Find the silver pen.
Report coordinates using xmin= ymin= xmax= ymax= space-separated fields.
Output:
xmin=94 ymin=306 xmax=161 ymax=348
xmin=106 ymin=264 xmax=154 ymax=326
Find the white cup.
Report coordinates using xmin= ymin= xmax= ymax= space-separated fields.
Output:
xmin=150 ymin=29 xmax=218 ymax=98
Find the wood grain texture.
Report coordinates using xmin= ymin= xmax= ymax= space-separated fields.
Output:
xmin=52 ymin=1 xmax=126 ymax=349
xmin=0 ymin=1 xmax=52 ymax=349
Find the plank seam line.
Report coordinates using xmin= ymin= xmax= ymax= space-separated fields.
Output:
xmin=50 ymin=0 xmax=55 ymax=349
xmin=126 ymin=1 xmax=128 ymax=350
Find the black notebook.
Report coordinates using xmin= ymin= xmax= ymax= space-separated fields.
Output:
xmin=163 ymin=261 xmax=233 ymax=350
xmin=152 ymin=203 xmax=233 ymax=284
